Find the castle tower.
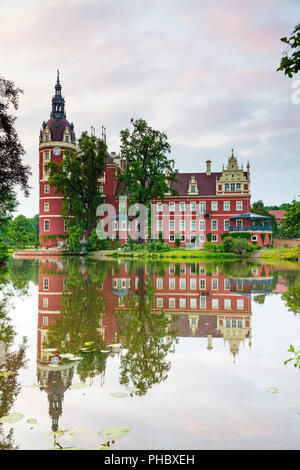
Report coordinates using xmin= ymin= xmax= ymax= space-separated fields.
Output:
xmin=39 ymin=71 xmax=76 ymax=247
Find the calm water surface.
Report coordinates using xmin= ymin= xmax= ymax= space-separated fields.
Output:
xmin=0 ymin=257 xmax=300 ymax=450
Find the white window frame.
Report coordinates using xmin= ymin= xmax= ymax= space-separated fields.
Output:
xmin=169 ymin=202 xmax=175 ymax=212
xmin=211 ymin=220 xmax=218 ymax=231
xmin=236 ymin=201 xmax=243 ymax=211
xmin=211 ymin=201 xmax=218 ymax=211
xmin=44 ymin=185 xmax=50 ymax=194
xmin=190 ymin=202 xmax=196 ymax=212
xmin=44 ymin=220 xmax=50 ymax=232
xmin=44 ymin=202 xmax=49 ymax=212
xmin=212 ymin=234 xmax=218 ymax=242
xmin=224 ymin=201 xmax=230 ymax=211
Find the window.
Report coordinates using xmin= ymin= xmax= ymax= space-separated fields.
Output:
xmin=121 ymin=221 xmax=126 ymax=231
xmin=190 ymin=278 xmax=196 ymax=289
xmin=224 ymin=279 xmax=231 ymax=290
xmin=231 ymin=183 xmax=235 ymax=191
xmin=238 ymin=320 xmax=243 ymax=328
xmin=42 ymin=316 xmax=48 ymax=326
xmin=43 ymin=278 xmax=49 ymax=290
xmin=224 ymin=299 xmax=231 ymax=309
xmin=212 ymin=299 xmax=219 ymax=309
xmin=199 ymin=220 xmax=205 ymax=231
xmin=44 ymin=220 xmax=50 ymax=231
xmin=99 ymin=186 xmax=103 ymax=193
xmin=224 ymin=201 xmax=230 ymax=211
xmin=225 ymin=183 xmax=229 ymax=191
xmin=226 ymin=320 xmax=230 ymax=328
xmin=169 ymin=202 xmax=175 ymax=212
xmin=44 ymin=202 xmax=49 ymax=212
xmin=157 ymin=220 xmax=163 ymax=231
xmin=156 ymin=298 xmax=163 ymax=308
xmin=224 ymin=220 xmax=230 ymax=231
xmin=65 ymin=135 xmax=69 ymax=142
xmin=236 ymin=201 xmax=243 ymax=211
xmin=200 ymin=296 xmax=206 ymax=308
xmin=199 ymin=266 xmax=205 ymax=275
xmin=211 ymin=201 xmax=218 ymax=211
xmin=180 ymin=202 xmax=185 ymax=212
xmin=190 ymin=185 xmax=195 ymax=193
xmin=169 ymin=278 xmax=175 ymax=289
xmin=169 ymin=235 xmax=175 ymax=242
xmin=156 ymin=278 xmax=163 ymax=289
xmin=212 ymin=268 xmax=218 ymax=275
xmin=180 ymin=235 xmax=185 ymax=242
xmin=251 ymin=235 xmax=257 ymax=241
xmin=169 ymin=265 xmax=175 ymax=274
xmin=199 ymin=202 xmax=206 ymax=213
xmin=212 ymin=234 xmax=218 ymax=242
xmin=169 ymin=221 xmax=175 ymax=231
xmin=169 ymin=298 xmax=176 ymax=308
xmin=180 ymin=265 xmax=186 ymax=274
xmin=232 ymin=320 xmax=236 ymax=328
xmin=237 ymin=299 xmax=244 ymax=309
xmin=44 ymin=166 xmax=49 ymax=176
xmin=45 ymin=134 xmax=49 ymax=142
xmin=44 ymin=151 xmax=49 ymax=160
xmin=157 ymin=203 xmax=163 ymax=212
xmin=190 ymin=220 xmax=196 ymax=231
xmin=44 ymin=185 xmax=50 ymax=194
xmin=199 ymin=279 xmax=206 ymax=290
xmin=179 ymin=298 xmax=186 ymax=308
xmin=190 ymin=298 xmax=197 ymax=308
xmin=43 ymin=298 xmax=48 ymax=308
xmin=211 ymin=220 xmax=218 ymax=231
xmin=236 ymin=183 xmax=241 ymax=191
xmin=179 ymin=278 xmax=186 ymax=289
xmin=199 ymin=234 xmax=205 ymax=241
xmin=190 ymin=202 xmax=196 ymax=212
xmin=212 ymin=278 xmax=218 ymax=290
xmin=180 ymin=220 xmax=185 ymax=231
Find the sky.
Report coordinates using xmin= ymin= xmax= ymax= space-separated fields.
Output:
xmin=1 ymin=0 xmax=299 ymax=218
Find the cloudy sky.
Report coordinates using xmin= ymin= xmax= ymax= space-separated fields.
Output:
xmin=1 ymin=0 xmax=299 ymax=217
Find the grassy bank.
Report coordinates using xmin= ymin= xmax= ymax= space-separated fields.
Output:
xmin=94 ymin=249 xmax=242 ymax=261
xmin=259 ymin=247 xmax=300 ymax=261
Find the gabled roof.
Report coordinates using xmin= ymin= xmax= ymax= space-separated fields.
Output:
xmin=169 ymin=172 xmax=222 ymax=196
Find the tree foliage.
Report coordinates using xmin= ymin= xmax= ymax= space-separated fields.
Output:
xmin=277 ymin=24 xmax=300 ymax=77
xmin=117 ymin=118 xmax=179 ymax=206
xmin=281 ymin=199 xmax=300 ymax=238
xmin=6 ymin=215 xmax=37 ymax=249
xmin=48 ymin=132 xmax=107 ymax=253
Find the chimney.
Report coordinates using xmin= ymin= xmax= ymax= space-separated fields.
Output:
xmin=206 ymin=160 xmax=211 ymax=176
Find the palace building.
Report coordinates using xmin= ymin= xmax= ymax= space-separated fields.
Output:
xmin=39 ymin=74 xmax=272 ymax=248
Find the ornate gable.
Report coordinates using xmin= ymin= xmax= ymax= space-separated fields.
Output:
xmin=216 ymin=151 xmax=250 ymax=195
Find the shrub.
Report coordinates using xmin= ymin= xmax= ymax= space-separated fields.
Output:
xmin=0 ymin=241 xmax=9 ymax=265
xmin=206 ymin=233 xmax=212 ymax=242
xmin=204 ymin=241 xmax=216 ymax=252
xmin=222 ymin=237 xmax=234 ymax=253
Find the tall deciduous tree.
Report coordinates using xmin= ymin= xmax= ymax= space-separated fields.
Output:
xmin=277 ymin=24 xmax=300 ymax=77
xmin=0 ymin=76 xmax=31 ymax=263
xmin=7 ymin=215 xmax=37 ymax=249
xmin=281 ymin=199 xmax=300 ymax=238
xmin=48 ymin=131 xmax=107 ymax=253
xmin=116 ymin=118 xmax=179 ymax=241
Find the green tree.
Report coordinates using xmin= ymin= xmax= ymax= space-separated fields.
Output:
xmin=116 ymin=118 xmax=179 ymax=242
xmin=48 ymin=132 xmax=107 ymax=253
xmin=0 ymin=76 xmax=31 ymax=264
xmin=6 ymin=215 xmax=37 ymax=249
xmin=277 ymin=24 xmax=300 ymax=77
xmin=281 ymin=199 xmax=300 ymax=238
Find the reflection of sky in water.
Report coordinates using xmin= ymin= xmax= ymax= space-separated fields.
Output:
xmin=2 ymin=261 xmax=300 ymax=450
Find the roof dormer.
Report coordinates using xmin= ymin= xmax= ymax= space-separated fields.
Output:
xmin=188 ymin=176 xmax=199 ymax=195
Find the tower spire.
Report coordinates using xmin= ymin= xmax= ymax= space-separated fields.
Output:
xmin=51 ymin=70 xmax=66 ymax=119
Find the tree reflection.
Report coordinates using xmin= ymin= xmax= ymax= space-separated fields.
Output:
xmin=0 ymin=266 xmax=27 ymax=450
xmin=116 ymin=263 xmax=178 ymax=397
xmin=47 ymin=259 xmax=110 ymax=382
xmin=281 ymin=270 xmax=300 ymax=315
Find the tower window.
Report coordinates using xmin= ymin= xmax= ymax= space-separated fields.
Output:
xmin=44 ymin=220 xmax=50 ymax=231
xmin=65 ymin=135 xmax=69 ymax=142
xmin=44 ymin=185 xmax=50 ymax=194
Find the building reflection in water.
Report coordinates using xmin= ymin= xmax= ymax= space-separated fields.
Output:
xmin=36 ymin=259 xmax=275 ymax=430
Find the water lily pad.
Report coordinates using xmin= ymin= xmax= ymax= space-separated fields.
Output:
xmin=27 ymin=418 xmax=37 ymax=424
xmin=98 ymin=426 xmax=130 ymax=438
xmin=0 ymin=413 xmax=23 ymax=423
xmin=126 ymin=386 xmax=140 ymax=393
xmin=0 ymin=371 xmax=15 ymax=377
xmin=70 ymin=382 xmax=86 ymax=389
xmin=110 ymin=393 xmax=128 ymax=398
xmin=266 ymin=387 xmax=279 ymax=393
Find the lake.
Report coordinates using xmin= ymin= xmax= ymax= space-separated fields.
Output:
xmin=0 ymin=257 xmax=300 ymax=450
